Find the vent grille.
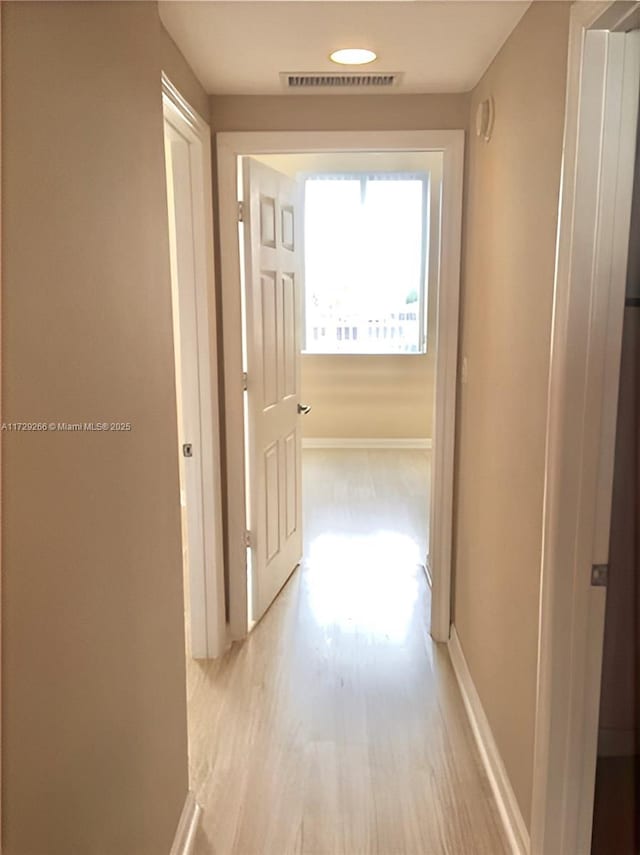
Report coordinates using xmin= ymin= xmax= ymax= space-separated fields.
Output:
xmin=281 ymin=72 xmax=402 ymax=90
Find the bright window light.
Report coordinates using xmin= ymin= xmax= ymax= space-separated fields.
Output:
xmin=303 ymin=173 xmax=428 ymax=355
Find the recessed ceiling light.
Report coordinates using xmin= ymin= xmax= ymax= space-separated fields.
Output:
xmin=329 ymin=48 xmax=377 ymax=66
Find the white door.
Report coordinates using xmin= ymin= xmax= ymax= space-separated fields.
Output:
xmin=242 ymin=158 xmax=304 ymax=623
xmin=163 ymin=87 xmax=226 ymax=660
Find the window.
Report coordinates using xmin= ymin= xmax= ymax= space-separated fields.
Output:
xmin=303 ymin=172 xmax=428 ymax=354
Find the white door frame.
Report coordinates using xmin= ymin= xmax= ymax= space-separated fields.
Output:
xmin=162 ymin=75 xmax=226 ymax=660
xmin=217 ymin=130 xmax=464 ymax=642
xmin=531 ymin=4 xmax=640 ymax=853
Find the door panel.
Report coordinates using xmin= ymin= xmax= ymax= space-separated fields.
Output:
xmin=260 ymin=195 xmax=276 ymax=247
xmin=283 ymin=273 xmax=297 ymax=397
xmin=284 ymin=430 xmax=298 ymax=538
xmin=261 ymin=272 xmax=279 ymax=408
xmin=243 ymin=159 xmax=302 ymax=622
xmin=282 ymin=205 xmax=295 ymax=250
xmin=265 ymin=442 xmax=281 ymax=562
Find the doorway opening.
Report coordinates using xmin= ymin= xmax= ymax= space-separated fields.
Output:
xmin=241 ymin=150 xmax=441 ymax=634
xmin=590 ymin=41 xmax=640 ymax=855
xmin=217 ymin=130 xmax=464 ymax=646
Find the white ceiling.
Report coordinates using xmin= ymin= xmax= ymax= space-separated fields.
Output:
xmin=159 ymin=1 xmax=532 ymax=95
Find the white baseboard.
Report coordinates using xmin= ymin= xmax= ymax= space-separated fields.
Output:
xmin=302 ymin=437 xmax=432 ymax=450
xmin=448 ymin=627 xmax=529 ymax=855
xmin=170 ymin=791 xmax=202 ymax=855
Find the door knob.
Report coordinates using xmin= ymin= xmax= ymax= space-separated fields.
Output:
xmin=297 ymin=403 xmax=312 ymax=415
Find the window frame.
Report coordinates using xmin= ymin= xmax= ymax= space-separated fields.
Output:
xmin=299 ymin=170 xmax=430 ymax=356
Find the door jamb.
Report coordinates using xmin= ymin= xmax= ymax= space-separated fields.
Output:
xmin=162 ymin=74 xmax=226 ymax=659
xmin=216 ymin=129 xmax=465 ymax=643
xmin=531 ymin=4 xmax=640 ymax=852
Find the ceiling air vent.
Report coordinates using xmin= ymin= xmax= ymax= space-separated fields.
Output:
xmin=281 ymin=72 xmax=403 ymax=91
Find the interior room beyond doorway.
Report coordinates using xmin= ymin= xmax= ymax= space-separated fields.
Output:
xmin=253 ymin=151 xmax=441 ymax=465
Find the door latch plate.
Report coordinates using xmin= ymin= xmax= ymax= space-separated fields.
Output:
xmin=591 ymin=564 xmax=608 ymax=587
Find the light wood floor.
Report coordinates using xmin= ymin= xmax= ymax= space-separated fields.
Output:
xmin=188 ymin=450 xmax=508 ymax=855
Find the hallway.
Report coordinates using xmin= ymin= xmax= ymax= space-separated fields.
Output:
xmin=188 ymin=450 xmax=508 ymax=854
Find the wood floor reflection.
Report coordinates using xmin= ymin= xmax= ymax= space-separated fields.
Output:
xmin=189 ymin=450 xmax=508 ymax=855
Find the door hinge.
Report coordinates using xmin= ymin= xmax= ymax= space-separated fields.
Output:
xmin=243 ymin=529 xmax=252 ymax=548
xmin=591 ymin=564 xmax=608 ymax=587
xmin=242 ymin=371 xmax=248 ymax=391
xmin=237 ymin=201 xmax=245 ymax=223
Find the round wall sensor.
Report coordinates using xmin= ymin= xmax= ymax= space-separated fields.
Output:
xmin=475 ymin=97 xmax=495 ymax=142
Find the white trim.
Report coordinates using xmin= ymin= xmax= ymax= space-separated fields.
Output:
xmin=216 ymin=130 xmax=464 ymax=643
xmin=162 ymin=74 xmax=226 ymax=659
xmin=162 ymin=76 xmax=207 ymax=137
xmin=448 ymin=627 xmax=529 ymax=855
xmin=302 ymin=437 xmax=432 ymax=450
xmin=428 ymin=130 xmax=464 ymax=643
xmin=169 ymin=791 xmax=202 ymax=855
xmin=531 ymin=5 xmax=640 ymax=854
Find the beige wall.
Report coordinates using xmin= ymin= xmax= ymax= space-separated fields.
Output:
xmin=254 ymin=151 xmax=441 ymax=439
xmin=210 ymin=93 xmax=469 ymax=133
xmin=2 ymin=3 xmax=206 ymax=851
xmin=300 ymin=355 xmax=431 ymax=439
xmin=453 ymin=0 xmax=571 ymax=830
